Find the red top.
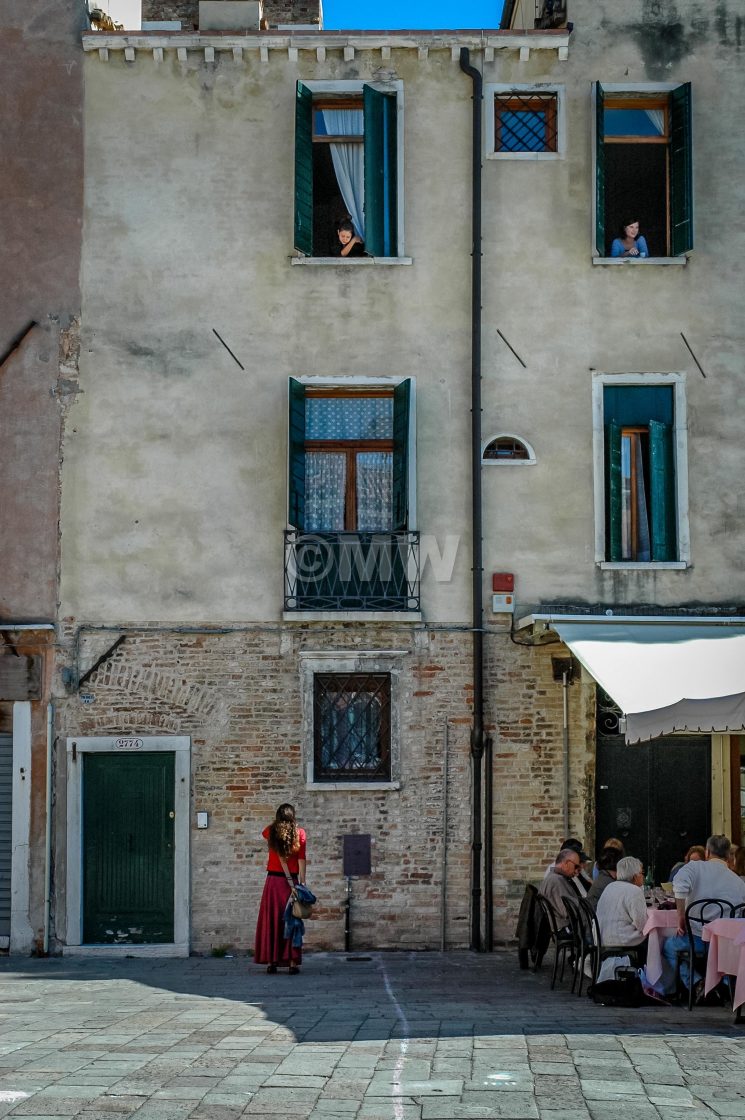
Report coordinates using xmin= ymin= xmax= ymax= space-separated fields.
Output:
xmin=263 ymin=825 xmax=307 ymax=873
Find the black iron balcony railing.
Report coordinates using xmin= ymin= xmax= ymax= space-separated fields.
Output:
xmin=284 ymin=530 xmax=420 ymax=612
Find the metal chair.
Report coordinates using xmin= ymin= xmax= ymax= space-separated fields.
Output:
xmin=533 ymin=893 xmax=575 ymax=990
xmin=676 ymin=897 xmax=732 ymax=1010
xmin=563 ymin=894 xmax=591 ymax=996
xmin=516 ymin=883 xmax=540 ymax=970
xmin=576 ymin=895 xmax=645 ymax=998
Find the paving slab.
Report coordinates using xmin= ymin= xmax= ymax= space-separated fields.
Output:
xmin=0 ymin=951 xmax=743 ymax=1120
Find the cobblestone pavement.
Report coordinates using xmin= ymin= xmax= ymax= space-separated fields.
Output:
xmin=0 ymin=951 xmax=743 ymax=1120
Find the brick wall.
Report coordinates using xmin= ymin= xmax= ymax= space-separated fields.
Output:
xmin=141 ymin=1 xmax=198 ymax=27
xmin=140 ymin=1 xmax=321 ymax=28
xmin=54 ymin=620 xmax=594 ymax=953
xmin=263 ymin=0 xmax=320 ymax=25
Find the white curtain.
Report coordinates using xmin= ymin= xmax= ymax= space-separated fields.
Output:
xmin=322 ymin=109 xmax=365 ymax=239
xmin=306 ymin=452 xmax=346 ymax=532
xmin=356 ymin=452 xmax=393 ymax=531
xmin=644 ymin=109 xmax=665 ymax=135
xmin=621 ymin=433 xmax=651 ymax=562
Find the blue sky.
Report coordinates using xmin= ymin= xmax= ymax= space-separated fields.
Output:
xmin=323 ymin=1 xmax=505 ymax=30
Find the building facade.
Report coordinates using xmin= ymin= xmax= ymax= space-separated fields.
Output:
xmin=3 ymin=0 xmax=744 ymax=955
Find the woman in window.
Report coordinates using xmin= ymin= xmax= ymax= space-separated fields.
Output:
xmin=254 ymin=803 xmax=307 ymax=974
xmin=611 ymin=218 xmax=649 ymax=258
xmin=336 ymin=218 xmax=366 ymax=257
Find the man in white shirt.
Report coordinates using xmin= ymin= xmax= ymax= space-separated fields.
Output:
xmin=596 ymin=856 xmax=647 ymax=955
xmin=662 ymin=833 xmax=745 ymax=994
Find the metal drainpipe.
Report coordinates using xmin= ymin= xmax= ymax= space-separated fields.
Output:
xmin=459 ymin=47 xmax=486 ymax=953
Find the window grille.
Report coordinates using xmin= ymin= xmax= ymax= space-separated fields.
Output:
xmin=495 ymin=92 xmax=558 ymax=153
xmin=483 ymin=436 xmax=531 ymax=461
xmin=314 ymin=673 xmax=391 ymax=781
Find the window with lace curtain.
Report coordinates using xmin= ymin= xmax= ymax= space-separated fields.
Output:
xmin=288 ymin=382 xmax=412 ymax=535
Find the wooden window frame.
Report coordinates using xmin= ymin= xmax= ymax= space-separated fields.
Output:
xmin=305 ymin=389 xmax=394 ymax=530
xmin=312 ymin=96 xmax=364 ymax=143
xmin=603 ymin=96 xmax=669 ymax=144
xmin=313 ymin=672 xmax=391 ymax=782
xmin=494 ymin=93 xmax=558 ymax=154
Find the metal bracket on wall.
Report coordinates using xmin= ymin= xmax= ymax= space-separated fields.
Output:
xmin=77 ymin=635 xmax=127 ymax=689
xmin=0 ymin=321 xmax=38 ymax=372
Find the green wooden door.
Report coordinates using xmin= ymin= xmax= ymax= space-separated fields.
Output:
xmin=83 ymin=752 xmax=175 ymax=944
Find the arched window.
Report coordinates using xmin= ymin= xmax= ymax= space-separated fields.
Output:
xmin=482 ymin=434 xmax=536 ymax=465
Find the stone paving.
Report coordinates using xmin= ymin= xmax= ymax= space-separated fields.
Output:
xmin=0 ymin=951 xmax=743 ymax=1120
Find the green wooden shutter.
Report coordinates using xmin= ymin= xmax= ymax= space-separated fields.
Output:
xmin=606 ymin=420 xmax=622 ymax=562
xmin=595 ymin=82 xmax=606 ymax=256
xmin=294 ymin=82 xmax=314 ymax=256
xmin=392 ymin=379 xmax=411 ymax=531
xmin=670 ymin=82 xmax=693 ymax=256
xmin=649 ymin=419 xmax=676 ymax=561
xmin=288 ymin=378 xmax=306 ymax=530
xmin=363 ymin=85 xmax=398 ymax=257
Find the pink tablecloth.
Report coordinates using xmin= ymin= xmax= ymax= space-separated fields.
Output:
xmin=703 ymin=918 xmax=745 ymax=1010
xmin=643 ymin=908 xmax=680 ymax=987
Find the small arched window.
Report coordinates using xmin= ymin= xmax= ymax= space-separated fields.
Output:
xmin=482 ymin=434 xmax=536 ymax=465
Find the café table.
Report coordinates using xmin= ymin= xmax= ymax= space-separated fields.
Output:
xmin=703 ymin=918 xmax=745 ymax=1011
xmin=643 ymin=906 xmax=680 ymax=989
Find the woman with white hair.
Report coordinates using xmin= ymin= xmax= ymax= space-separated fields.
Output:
xmin=596 ymin=855 xmax=648 ymax=959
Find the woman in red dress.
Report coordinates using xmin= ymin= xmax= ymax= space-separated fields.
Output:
xmin=254 ymin=803 xmax=306 ymax=974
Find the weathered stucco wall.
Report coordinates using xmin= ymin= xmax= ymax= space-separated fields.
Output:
xmin=66 ymin=0 xmax=745 ymax=628
xmin=0 ymin=0 xmax=85 ymax=621
xmin=479 ymin=0 xmax=745 ymax=614
xmin=65 ymin=48 xmax=473 ymax=624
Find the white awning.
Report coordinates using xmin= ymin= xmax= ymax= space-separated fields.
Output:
xmin=549 ymin=620 xmax=745 ymax=744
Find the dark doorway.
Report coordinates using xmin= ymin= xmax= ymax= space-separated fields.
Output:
xmin=83 ymin=752 xmax=175 ymax=943
xmin=313 ymin=144 xmax=349 ymax=257
xmin=596 ymin=735 xmax=711 ymax=883
xmin=604 ymin=144 xmax=667 ymax=257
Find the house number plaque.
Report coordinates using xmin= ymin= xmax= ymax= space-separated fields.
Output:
xmin=114 ymin=737 xmax=144 ymax=751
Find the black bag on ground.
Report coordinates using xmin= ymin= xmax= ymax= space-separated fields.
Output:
xmin=591 ymin=967 xmax=644 ymax=1007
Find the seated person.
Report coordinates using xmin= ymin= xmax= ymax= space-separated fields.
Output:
xmin=668 ymin=844 xmax=705 ymax=882
xmin=586 ymin=845 xmax=622 ymax=911
xmin=543 ymin=837 xmax=590 ymax=894
xmin=610 ymin=218 xmax=649 ymax=258
xmin=735 ymin=845 xmax=745 ymax=884
xmin=596 ymin=855 xmax=648 ymax=959
xmin=538 ymin=847 xmax=584 ymax=926
xmin=336 ymin=219 xmax=366 ymax=257
xmin=662 ymin=833 xmax=745 ymax=994
xmin=592 ymin=836 xmax=624 ymax=879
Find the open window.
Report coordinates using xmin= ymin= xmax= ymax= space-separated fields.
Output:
xmin=603 ymin=385 xmax=677 ymax=562
xmin=294 ymin=82 xmax=401 ymax=258
xmin=595 ymin=83 xmax=693 ymax=258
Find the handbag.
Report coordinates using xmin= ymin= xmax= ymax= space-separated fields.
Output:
xmin=279 ymin=855 xmax=317 ymax=919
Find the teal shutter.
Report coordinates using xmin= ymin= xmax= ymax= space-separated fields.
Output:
xmin=649 ymin=420 xmax=676 ymax=561
xmin=294 ymin=82 xmax=314 ymax=256
xmin=606 ymin=420 xmax=622 ymax=561
xmin=595 ymin=82 xmax=606 ymax=256
xmin=363 ymin=85 xmax=398 ymax=257
xmin=288 ymin=378 xmax=306 ymax=530
xmin=670 ymin=82 xmax=693 ymax=255
xmin=392 ymin=379 xmax=411 ymax=531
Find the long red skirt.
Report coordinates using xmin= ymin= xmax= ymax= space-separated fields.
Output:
xmin=254 ymin=874 xmax=302 ymax=966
